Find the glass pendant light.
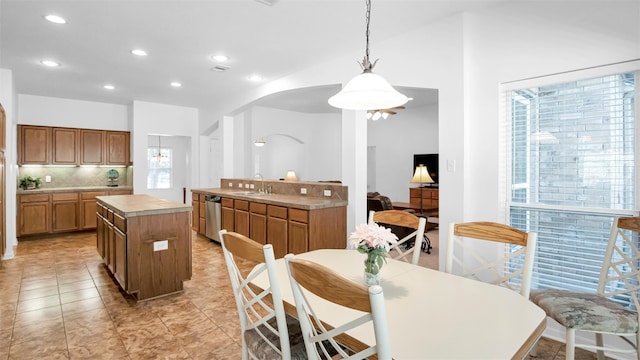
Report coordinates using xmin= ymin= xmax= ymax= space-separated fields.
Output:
xmin=328 ymin=0 xmax=408 ymax=111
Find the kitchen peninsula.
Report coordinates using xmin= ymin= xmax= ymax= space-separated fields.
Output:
xmin=193 ymin=178 xmax=348 ymax=258
xmin=96 ymin=194 xmax=192 ymax=301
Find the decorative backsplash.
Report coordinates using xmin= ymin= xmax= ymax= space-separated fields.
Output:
xmin=220 ymin=178 xmax=347 ymax=200
xmin=18 ymin=166 xmax=132 ymax=189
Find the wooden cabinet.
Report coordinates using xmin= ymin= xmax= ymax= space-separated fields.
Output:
xmin=288 ymin=208 xmax=309 ymax=255
xmin=52 ymin=128 xmax=78 ymax=165
xmin=80 ymin=191 xmax=107 ymax=230
xmin=192 ymin=194 xmax=200 ymax=232
xmin=52 ymin=192 xmax=79 ymax=232
xmin=18 ymin=193 xmax=51 ymax=236
xmin=80 ymin=129 xmax=105 ymax=165
xmin=250 ymin=202 xmax=267 ymax=245
xmin=221 ymin=198 xmax=234 ymax=232
xmin=234 ymin=200 xmax=250 ymax=237
xmin=19 ymin=125 xmax=50 ymax=164
xmin=267 ymin=205 xmax=288 ymax=257
xmin=199 ymin=196 xmax=206 ymax=235
xmin=105 ymin=131 xmax=130 ymax=165
xmin=96 ymin=195 xmax=192 ymax=301
xmin=409 ymin=187 xmax=439 ymax=210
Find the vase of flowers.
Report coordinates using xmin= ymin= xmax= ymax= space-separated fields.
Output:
xmin=349 ymin=222 xmax=398 ymax=286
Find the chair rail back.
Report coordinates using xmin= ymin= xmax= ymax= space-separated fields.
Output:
xmin=368 ymin=210 xmax=427 ymax=265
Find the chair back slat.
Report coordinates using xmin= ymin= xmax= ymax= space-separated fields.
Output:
xmin=446 ymin=222 xmax=537 ymax=298
xmin=286 ymin=255 xmax=392 ymax=359
xmin=368 ymin=210 xmax=427 ymax=265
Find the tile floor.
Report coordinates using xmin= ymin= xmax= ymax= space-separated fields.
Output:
xmin=0 ymin=231 xmax=609 ymax=359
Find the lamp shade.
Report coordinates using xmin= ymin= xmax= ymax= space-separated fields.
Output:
xmin=328 ymin=72 xmax=409 ymax=110
xmin=285 ymin=170 xmax=298 ymax=181
xmin=410 ymin=165 xmax=434 ymax=184
xmin=254 ymin=138 xmax=266 ymax=147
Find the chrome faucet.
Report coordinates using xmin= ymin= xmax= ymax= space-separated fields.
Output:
xmin=255 ymin=173 xmax=264 ymax=193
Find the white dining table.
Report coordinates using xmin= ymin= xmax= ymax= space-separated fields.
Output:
xmin=251 ymin=249 xmax=546 ymax=360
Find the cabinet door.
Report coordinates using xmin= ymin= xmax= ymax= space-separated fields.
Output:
xmin=19 ymin=125 xmax=50 ymax=164
xmin=288 ymin=221 xmax=308 ymax=254
xmin=191 ymin=199 xmax=199 ymax=232
xmin=235 ymin=210 xmax=249 ymax=237
xmin=80 ymin=129 xmax=105 ymax=164
xmin=221 ymin=206 xmax=234 ymax=232
xmin=250 ymin=212 xmax=267 ymax=245
xmin=19 ymin=202 xmax=51 ymax=235
xmin=267 ymin=216 xmax=288 ymax=258
xmin=52 ymin=200 xmax=79 ymax=232
xmin=113 ymin=227 xmax=127 ymax=289
xmin=96 ymin=214 xmax=105 ymax=258
xmin=80 ymin=191 xmax=106 ymax=229
xmin=101 ymin=216 xmax=112 ymax=267
xmin=106 ymin=131 xmax=130 ymax=165
xmin=52 ymin=128 xmax=78 ymax=165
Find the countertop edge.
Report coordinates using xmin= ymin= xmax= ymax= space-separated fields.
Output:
xmin=192 ymin=188 xmax=347 ymax=210
xmin=97 ymin=195 xmax=192 ymax=218
xmin=18 ymin=186 xmax=133 ymax=195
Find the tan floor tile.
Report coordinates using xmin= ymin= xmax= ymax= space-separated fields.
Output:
xmin=7 ymin=338 xmax=69 ymax=359
xmin=13 ymin=305 xmax=62 ymax=328
xmin=15 ymin=295 xmax=60 ymax=313
xmin=127 ymin=336 xmax=190 ymax=360
xmin=177 ymin=326 xmax=236 ymax=358
xmin=58 ymin=279 xmax=95 ymax=293
xmin=66 ymin=329 xmax=128 ymax=359
xmin=11 ymin=317 xmax=65 ymax=345
xmin=61 ymin=296 xmax=105 ymax=316
xmin=63 ymin=307 xmax=113 ymax=335
xmin=19 ymin=278 xmax=58 ymax=292
xmin=59 ymin=287 xmax=100 ymax=304
xmin=18 ymin=285 xmax=58 ymax=301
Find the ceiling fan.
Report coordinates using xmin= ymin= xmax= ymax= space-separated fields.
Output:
xmin=367 ymin=105 xmax=406 ymax=120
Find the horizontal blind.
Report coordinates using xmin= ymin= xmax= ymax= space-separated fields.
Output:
xmin=506 ymin=71 xmax=637 ymax=294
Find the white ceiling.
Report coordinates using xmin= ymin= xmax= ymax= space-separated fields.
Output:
xmin=0 ymin=0 xmax=499 ymax=115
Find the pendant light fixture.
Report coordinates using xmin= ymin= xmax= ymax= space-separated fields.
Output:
xmin=328 ymin=0 xmax=408 ymax=111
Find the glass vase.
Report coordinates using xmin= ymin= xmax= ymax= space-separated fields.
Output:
xmin=364 ymin=270 xmax=380 ymax=286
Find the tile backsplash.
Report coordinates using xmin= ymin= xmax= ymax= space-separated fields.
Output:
xmin=18 ymin=166 xmax=132 ymax=189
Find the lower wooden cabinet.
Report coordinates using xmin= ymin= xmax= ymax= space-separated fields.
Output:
xmin=234 ymin=200 xmax=250 ymax=237
xmin=267 ymin=205 xmax=288 ymax=257
xmin=52 ymin=192 xmax=79 ymax=232
xmin=250 ymin=202 xmax=267 ymax=245
xmin=18 ymin=189 xmax=132 ymax=237
xmin=18 ymin=193 xmax=51 ymax=236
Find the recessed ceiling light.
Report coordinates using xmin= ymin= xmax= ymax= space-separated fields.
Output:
xmin=44 ymin=15 xmax=66 ymax=24
xmin=248 ymin=75 xmax=263 ymax=82
xmin=103 ymin=84 xmax=115 ymax=90
xmin=170 ymin=82 xmax=182 ymax=88
xmin=210 ymin=54 xmax=229 ymax=62
xmin=40 ymin=59 xmax=60 ymax=67
xmin=131 ymin=49 xmax=147 ymax=56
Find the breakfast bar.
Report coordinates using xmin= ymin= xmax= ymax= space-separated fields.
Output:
xmin=96 ymin=194 xmax=192 ymax=301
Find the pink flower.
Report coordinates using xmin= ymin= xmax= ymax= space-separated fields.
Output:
xmin=349 ymin=222 xmax=398 ymax=252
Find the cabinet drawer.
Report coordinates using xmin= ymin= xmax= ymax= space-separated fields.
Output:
xmin=221 ymin=198 xmax=234 ymax=208
xmin=268 ymin=205 xmax=287 ymax=219
xmin=289 ymin=208 xmax=308 ymax=223
xmin=113 ymin=213 xmax=126 ymax=232
xmin=20 ymin=193 xmax=50 ymax=203
xmin=235 ymin=200 xmax=249 ymax=211
xmin=250 ymin=202 xmax=267 ymax=215
xmin=107 ymin=209 xmax=114 ymax=223
xmin=52 ymin=192 xmax=78 ymax=201
xmin=82 ymin=191 xmax=106 ymax=199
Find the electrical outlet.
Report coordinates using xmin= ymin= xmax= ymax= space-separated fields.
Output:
xmin=300 ymin=188 xmax=307 ymax=195
xmin=323 ymin=189 xmax=331 ymax=197
xmin=153 ymin=240 xmax=168 ymax=251
xmin=45 ymin=175 xmax=51 ymax=183
xmin=245 ymin=184 xmax=250 ymax=189
xmin=249 ymin=184 xmax=255 ymax=189
xmin=238 ymin=183 xmax=243 ymax=188
xmin=228 ymin=182 xmax=233 ymax=187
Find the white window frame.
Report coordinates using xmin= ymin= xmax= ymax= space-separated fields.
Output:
xmin=147 ymin=146 xmax=173 ymax=189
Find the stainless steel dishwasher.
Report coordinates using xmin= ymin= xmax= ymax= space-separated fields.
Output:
xmin=204 ymin=195 xmax=222 ymax=242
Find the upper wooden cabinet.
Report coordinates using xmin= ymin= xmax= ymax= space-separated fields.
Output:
xmin=18 ymin=125 xmax=131 ymax=165
xmin=19 ymin=125 xmax=51 ymax=164
xmin=106 ymin=131 xmax=130 ymax=165
xmin=52 ymin=128 xmax=79 ymax=165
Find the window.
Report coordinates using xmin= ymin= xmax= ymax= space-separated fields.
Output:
xmin=502 ymin=68 xmax=638 ymax=298
xmin=147 ymin=147 xmax=172 ymax=189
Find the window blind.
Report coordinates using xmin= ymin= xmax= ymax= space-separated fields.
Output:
xmin=503 ymin=70 xmax=638 ymax=296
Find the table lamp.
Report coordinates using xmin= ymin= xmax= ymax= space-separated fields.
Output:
xmin=410 ymin=164 xmax=435 ymax=214
xmin=285 ymin=170 xmax=298 ymax=181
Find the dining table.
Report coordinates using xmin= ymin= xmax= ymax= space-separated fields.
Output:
xmin=250 ymin=249 xmax=546 ymax=359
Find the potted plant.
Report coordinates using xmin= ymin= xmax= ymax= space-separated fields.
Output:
xmin=19 ymin=176 xmax=42 ymax=190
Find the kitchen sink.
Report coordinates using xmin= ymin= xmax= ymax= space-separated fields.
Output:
xmin=231 ymin=191 xmax=269 ymax=196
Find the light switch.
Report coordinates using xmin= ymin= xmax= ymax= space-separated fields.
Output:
xmin=45 ymin=175 xmax=51 ymax=183
xmin=447 ymin=159 xmax=456 ymax=172
xmin=323 ymin=190 xmax=331 ymax=197
xmin=153 ymin=240 xmax=168 ymax=251
xmin=300 ymin=188 xmax=307 ymax=195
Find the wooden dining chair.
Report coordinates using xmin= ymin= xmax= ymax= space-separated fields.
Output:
xmin=219 ymin=230 xmax=306 ymax=360
xmin=445 ymin=221 xmax=537 ymax=298
xmin=368 ymin=209 xmax=428 ymax=265
xmin=285 ymin=254 xmax=392 ymax=360
xmin=530 ymin=216 xmax=640 ymax=360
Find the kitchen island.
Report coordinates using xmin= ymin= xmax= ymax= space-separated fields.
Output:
xmin=96 ymin=194 xmax=192 ymax=301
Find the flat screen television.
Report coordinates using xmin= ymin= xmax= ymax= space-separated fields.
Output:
xmin=413 ymin=153 xmax=439 ymax=186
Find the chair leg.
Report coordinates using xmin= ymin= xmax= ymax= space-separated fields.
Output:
xmin=421 ymin=234 xmax=431 ymax=254
xmin=636 ymin=331 xmax=640 ymax=360
xmin=595 ymin=333 xmax=605 ymax=360
xmin=529 ymin=340 xmax=539 ymax=357
xmin=565 ymin=328 xmax=576 ymax=360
